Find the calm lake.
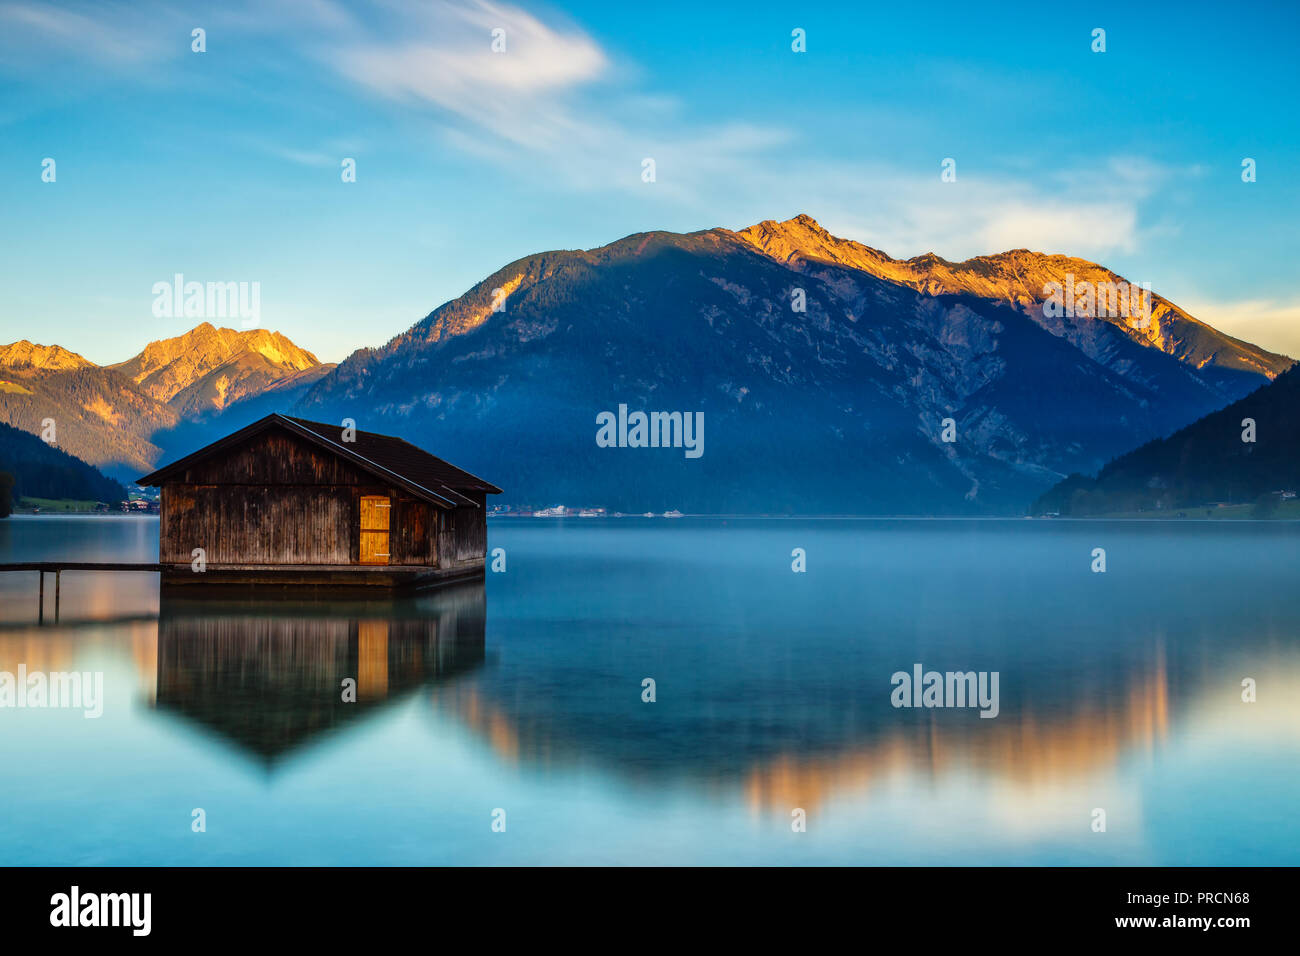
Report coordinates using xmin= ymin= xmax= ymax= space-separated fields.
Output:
xmin=1 ymin=515 xmax=1297 ymax=865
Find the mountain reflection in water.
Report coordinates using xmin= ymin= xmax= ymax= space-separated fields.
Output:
xmin=1 ymin=516 xmax=1297 ymax=864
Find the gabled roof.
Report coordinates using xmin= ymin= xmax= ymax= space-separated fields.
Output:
xmin=137 ymin=413 xmax=501 ymax=508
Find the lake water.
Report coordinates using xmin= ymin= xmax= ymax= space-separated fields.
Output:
xmin=1 ymin=515 xmax=1297 ymax=865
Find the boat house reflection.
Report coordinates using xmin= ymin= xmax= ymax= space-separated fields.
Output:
xmin=153 ymin=582 xmax=486 ymax=765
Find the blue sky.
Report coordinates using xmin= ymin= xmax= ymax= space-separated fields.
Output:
xmin=2 ymin=0 xmax=1298 ymax=364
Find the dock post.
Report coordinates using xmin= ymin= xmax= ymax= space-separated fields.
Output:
xmin=55 ymin=570 xmax=61 ymax=622
xmin=38 ymin=571 xmax=44 ymax=625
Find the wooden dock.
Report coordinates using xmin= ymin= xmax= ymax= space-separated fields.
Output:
xmin=0 ymin=563 xmax=162 ymax=624
xmin=155 ymin=563 xmax=483 ymax=592
xmin=0 ymin=561 xmax=483 ymax=623
xmin=0 ymin=563 xmax=164 ymax=572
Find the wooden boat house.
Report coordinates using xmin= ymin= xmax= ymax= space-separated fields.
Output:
xmin=137 ymin=414 xmax=501 ymax=590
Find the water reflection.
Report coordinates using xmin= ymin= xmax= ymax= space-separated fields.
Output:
xmin=152 ymin=585 xmax=486 ymax=767
xmin=0 ymin=576 xmax=1293 ymax=816
xmin=431 ymin=638 xmax=1300 ymax=817
xmin=2 ymin=517 xmax=1298 ymax=863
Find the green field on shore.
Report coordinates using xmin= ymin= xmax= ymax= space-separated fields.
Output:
xmin=17 ymin=497 xmax=106 ymax=512
xmin=1062 ymin=499 xmax=1300 ymax=520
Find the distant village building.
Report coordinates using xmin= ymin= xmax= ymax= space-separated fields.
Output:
xmin=137 ymin=414 xmax=500 ymax=590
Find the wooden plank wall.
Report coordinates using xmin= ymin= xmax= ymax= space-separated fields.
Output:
xmin=162 ymin=484 xmax=360 ymax=565
xmin=157 ymin=427 xmax=486 ymax=568
xmin=171 ymin=431 xmax=369 ymax=486
xmin=391 ymin=496 xmax=438 ymax=565
xmin=438 ymin=494 xmax=487 ymax=569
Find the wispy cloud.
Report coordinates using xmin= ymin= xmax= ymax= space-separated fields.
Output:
xmin=311 ymin=5 xmax=1173 ymax=259
xmin=1180 ymin=299 xmax=1300 ymax=359
xmin=262 ymin=145 xmax=340 ymax=168
xmin=820 ymin=172 xmax=1152 ymax=262
xmin=690 ymin=155 xmax=1178 ymax=263
xmin=0 ymin=0 xmax=178 ymax=66
xmin=335 ymin=0 xmax=607 ymax=118
xmin=0 ymin=0 xmax=1187 ymax=264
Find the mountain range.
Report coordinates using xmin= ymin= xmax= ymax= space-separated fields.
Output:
xmin=736 ymin=215 xmax=1285 ymax=388
xmin=109 ymin=324 xmax=330 ymax=417
xmin=0 ymin=419 xmax=126 ymax=510
xmin=1032 ymin=364 xmax=1300 ymax=515
xmin=0 ymin=325 xmax=333 ymax=480
xmin=292 ymin=215 xmax=1290 ymax=513
xmin=1 ymin=216 xmax=1292 ymax=513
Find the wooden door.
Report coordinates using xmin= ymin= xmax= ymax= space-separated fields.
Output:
xmin=359 ymin=495 xmax=391 ymax=565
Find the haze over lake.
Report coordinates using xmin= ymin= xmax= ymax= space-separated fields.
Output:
xmin=1 ymin=515 xmax=1297 ymax=865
